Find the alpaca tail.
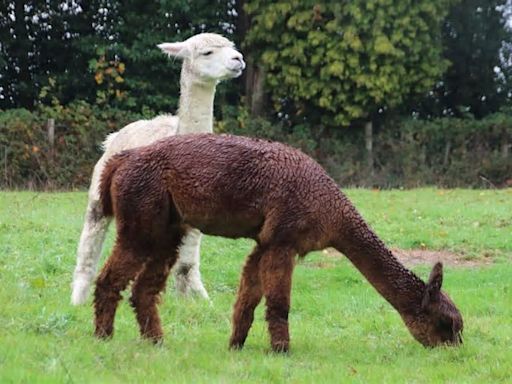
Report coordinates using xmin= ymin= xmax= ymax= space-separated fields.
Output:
xmin=99 ymin=152 xmax=129 ymax=217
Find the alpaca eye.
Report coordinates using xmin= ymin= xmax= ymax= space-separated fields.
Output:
xmin=202 ymin=50 xmax=214 ymax=56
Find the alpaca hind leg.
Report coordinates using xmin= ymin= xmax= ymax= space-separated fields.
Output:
xmin=259 ymin=246 xmax=295 ymax=353
xmin=94 ymin=243 xmax=144 ymax=339
xmin=72 ymin=155 xmax=111 ymax=305
xmin=72 ymin=198 xmax=111 ymax=305
xmin=130 ymin=237 xmax=182 ymax=343
xmin=229 ymin=247 xmax=263 ymax=350
xmin=174 ymin=228 xmax=209 ymax=299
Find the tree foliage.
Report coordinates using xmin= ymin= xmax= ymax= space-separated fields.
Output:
xmin=0 ymin=1 xmax=97 ymax=108
xmin=413 ymin=0 xmax=512 ymax=118
xmin=1 ymin=0 xmax=510 ymax=124
xmin=0 ymin=0 xmax=238 ymax=112
xmin=109 ymin=0 xmax=238 ymax=112
xmin=245 ymin=0 xmax=456 ymax=128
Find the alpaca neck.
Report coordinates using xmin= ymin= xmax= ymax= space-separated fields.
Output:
xmin=177 ymin=67 xmax=217 ymax=134
xmin=333 ymin=205 xmax=425 ymax=315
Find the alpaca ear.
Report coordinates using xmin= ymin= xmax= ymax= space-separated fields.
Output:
xmin=427 ymin=262 xmax=443 ymax=290
xmin=158 ymin=42 xmax=190 ymax=59
xmin=421 ymin=262 xmax=443 ymax=310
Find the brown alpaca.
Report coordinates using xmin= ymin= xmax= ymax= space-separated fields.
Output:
xmin=96 ymin=133 xmax=463 ymax=352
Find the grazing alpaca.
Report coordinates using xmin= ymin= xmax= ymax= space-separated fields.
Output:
xmin=71 ymin=33 xmax=245 ymax=305
xmin=95 ymin=134 xmax=463 ymax=352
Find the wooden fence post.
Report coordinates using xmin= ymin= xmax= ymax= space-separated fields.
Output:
xmin=502 ymin=127 xmax=509 ymax=160
xmin=3 ymin=145 xmax=7 ymax=187
xmin=47 ymin=118 xmax=55 ymax=147
xmin=47 ymin=118 xmax=55 ymax=161
xmin=365 ymin=121 xmax=374 ymax=177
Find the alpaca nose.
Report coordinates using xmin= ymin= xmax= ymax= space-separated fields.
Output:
xmin=232 ymin=55 xmax=246 ymax=70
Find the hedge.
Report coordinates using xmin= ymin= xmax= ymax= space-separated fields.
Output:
xmin=221 ymin=110 xmax=512 ymax=188
xmin=1 ymin=102 xmax=510 ymax=189
xmin=0 ymin=102 xmax=143 ymax=189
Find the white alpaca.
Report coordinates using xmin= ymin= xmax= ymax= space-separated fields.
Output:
xmin=71 ymin=33 xmax=245 ymax=305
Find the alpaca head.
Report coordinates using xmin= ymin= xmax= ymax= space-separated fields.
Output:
xmin=403 ymin=262 xmax=463 ymax=347
xmin=158 ymin=33 xmax=245 ymax=82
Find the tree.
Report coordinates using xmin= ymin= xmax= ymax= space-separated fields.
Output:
xmin=0 ymin=0 xmax=42 ymax=108
xmin=90 ymin=0 xmax=239 ymax=113
xmin=0 ymin=0 xmax=239 ymax=112
xmin=245 ymin=0 xmax=457 ymax=174
xmin=413 ymin=0 xmax=512 ymax=118
xmin=244 ymin=0 xmax=456 ymax=128
xmin=0 ymin=0 xmax=114 ymax=109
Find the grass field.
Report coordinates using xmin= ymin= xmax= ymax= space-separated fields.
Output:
xmin=0 ymin=189 xmax=511 ymax=383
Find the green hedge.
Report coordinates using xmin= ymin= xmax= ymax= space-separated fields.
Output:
xmin=371 ymin=114 xmax=512 ymax=188
xmin=221 ymin=110 xmax=512 ymax=188
xmin=0 ymin=102 xmax=143 ymax=189
xmin=1 ymin=102 xmax=510 ymax=189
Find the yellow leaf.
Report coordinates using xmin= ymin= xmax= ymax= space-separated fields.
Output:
xmin=94 ymin=72 xmax=103 ymax=85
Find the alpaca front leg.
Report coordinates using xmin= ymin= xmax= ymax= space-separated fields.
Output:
xmin=259 ymin=247 xmax=295 ymax=353
xmin=130 ymin=251 xmax=178 ymax=343
xmin=229 ymin=247 xmax=263 ymax=350
xmin=174 ymin=228 xmax=209 ymax=299
xmin=94 ymin=244 xmax=144 ymax=339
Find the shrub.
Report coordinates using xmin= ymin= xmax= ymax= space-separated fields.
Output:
xmin=1 ymin=103 xmax=510 ymax=189
xmin=374 ymin=114 xmax=512 ymax=187
xmin=0 ymin=102 xmax=143 ymax=189
xmin=220 ymin=108 xmax=511 ymax=188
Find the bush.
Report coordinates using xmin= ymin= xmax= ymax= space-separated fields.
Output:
xmin=373 ymin=114 xmax=512 ymax=187
xmin=1 ymin=103 xmax=510 ymax=189
xmin=217 ymin=106 xmax=319 ymax=155
xmin=0 ymin=102 xmax=144 ymax=189
xmin=220 ymin=108 xmax=512 ymax=188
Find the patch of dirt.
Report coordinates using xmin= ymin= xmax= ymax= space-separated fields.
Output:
xmin=390 ymin=248 xmax=492 ymax=267
xmin=322 ymin=248 xmax=492 ymax=268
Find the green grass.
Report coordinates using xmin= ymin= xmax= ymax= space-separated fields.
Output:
xmin=0 ymin=189 xmax=511 ymax=383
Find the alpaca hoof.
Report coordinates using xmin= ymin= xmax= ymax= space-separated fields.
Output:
xmin=147 ymin=336 xmax=164 ymax=346
xmin=94 ymin=327 xmax=113 ymax=340
xmin=71 ymin=273 xmax=91 ymax=305
xmin=174 ymin=278 xmax=210 ymax=300
xmin=229 ymin=339 xmax=245 ymax=350
xmin=271 ymin=341 xmax=289 ymax=353
xmin=141 ymin=332 xmax=164 ymax=345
